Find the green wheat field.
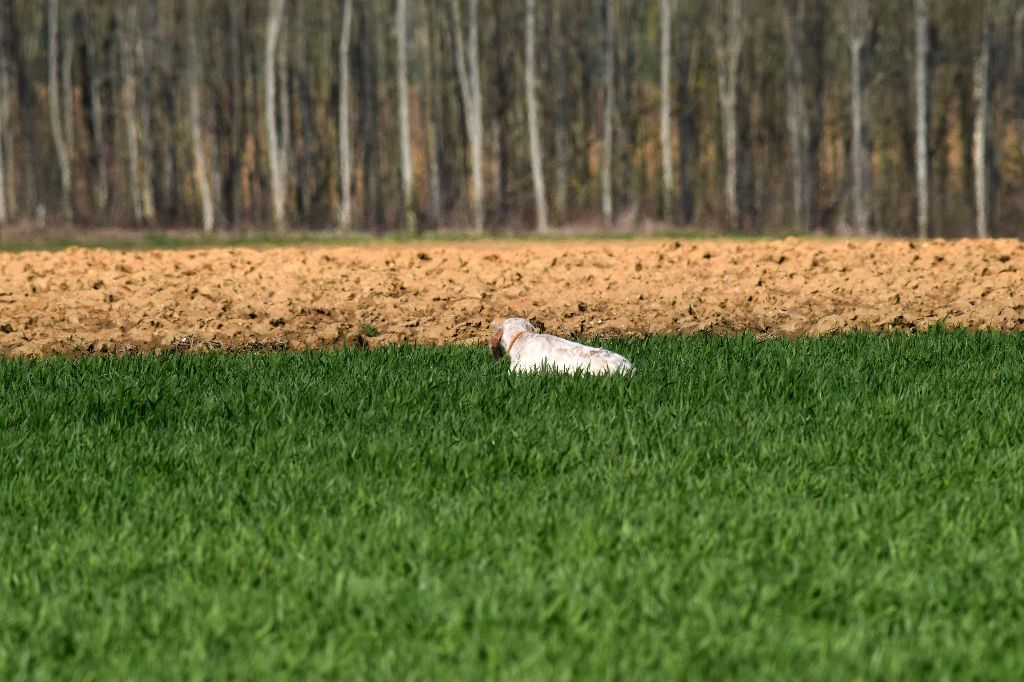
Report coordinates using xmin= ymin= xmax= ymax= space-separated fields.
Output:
xmin=3 ymin=331 xmax=1024 ymax=679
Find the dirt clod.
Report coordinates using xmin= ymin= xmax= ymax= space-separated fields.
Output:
xmin=1 ymin=238 xmax=1023 ymax=357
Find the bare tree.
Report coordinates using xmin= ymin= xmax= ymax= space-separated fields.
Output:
xmin=277 ymin=7 xmax=291 ymax=221
xmin=82 ymin=11 xmax=108 ymax=213
xmin=61 ymin=5 xmax=74 ymax=181
xmin=848 ymin=0 xmax=872 ymax=235
xmin=396 ymin=0 xmax=415 ymax=233
xmin=973 ymin=1 xmax=992 ymax=238
xmin=552 ymin=0 xmax=569 ymax=222
xmin=1016 ymin=7 xmax=1024 ymax=161
xmin=659 ymin=0 xmax=673 ymax=221
xmin=265 ymin=0 xmax=286 ymax=230
xmin=294 ymin=0 xmax=322 ymax=218
xmin=421 ymin=6 xmax=443 ymax=225
xmin=601 ymin=0 xmax=615 ymax=224
xmin=0 ymin=4 xmax=9 ymax=224
xmin=525 ymin=0 xmax=549 ymax=232
xmin=715 ymin=0 xmax=743 ymax=231
xmin=48 ymin=0 xmax=72 ymax=218
xmin=914 ymin=0 xmax=930 ymax=238
xmin=186 ymin=0 xmax=215 ymax=233
xmin=675 ymin=11 xmax=700 ymax=225
xmin=134 ymin=3 xmax=155 ymax=223
xmin=120 ymin=0 xmax=144 ymax=223
xmin=784 ymin=0 xmax=811 ymax=230
xmin=338 ymin=0 xmax=353 ymax=232
xmin=356 ymin=4 xmax=383 ymax=229
xmin=5 ymin=0 xmax=1024 ymax=237
xmin=450 ymin=0 xmax=484 ymax=233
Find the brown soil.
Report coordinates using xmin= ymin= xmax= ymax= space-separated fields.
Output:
xmin=1 ymin=238 xmax=1023 ymax=357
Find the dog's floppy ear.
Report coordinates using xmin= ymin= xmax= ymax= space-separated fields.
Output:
xmin=490 ymin=326 xmax=504 ymax=360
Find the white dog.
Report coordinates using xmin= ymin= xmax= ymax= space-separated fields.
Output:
xmin=490 ymin=317 xmax=634 ymax=375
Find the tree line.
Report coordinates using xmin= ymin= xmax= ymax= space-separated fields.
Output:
xmin=0 ymin=0 xmax=1022 ymax=237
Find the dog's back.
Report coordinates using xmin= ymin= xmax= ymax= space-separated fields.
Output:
xmin=511 ymin=333 xmax=634 ymax=375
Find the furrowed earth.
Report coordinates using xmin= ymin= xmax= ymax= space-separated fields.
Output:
xmin=1 ymin=237 xmax=1022 ymax=356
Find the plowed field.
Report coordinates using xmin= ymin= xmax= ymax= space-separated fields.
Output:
xmin=1 ymin=237 xmax=1022 ymax=356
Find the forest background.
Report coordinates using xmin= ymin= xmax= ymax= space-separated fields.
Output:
xmin=0 ymin=0 xmax=1022 ymax=239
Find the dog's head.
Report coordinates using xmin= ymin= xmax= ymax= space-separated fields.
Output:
xmin=490 ymin=317 xmax=537 ymax=360
xmin=490 ymin=326 xmax=505 ymax=360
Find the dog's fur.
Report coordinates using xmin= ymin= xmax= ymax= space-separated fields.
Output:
xmin=490 ymin=317 xmax=634 ymax=375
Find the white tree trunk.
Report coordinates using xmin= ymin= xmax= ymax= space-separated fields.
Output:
xmin=265 ymin=0 xmax=286 ymax=230
xmin=848 ymin=0 xmax=870 ymax=236
xmin=467 ymin=0 xmax=483 ymax=233
xmin=525 ymin=0 xmax=549 ymax=233
xmin=1016 ymin=8 xmax=1024 ymax=161
xmin=784 ymin=0 xmax=810 ymax=230
xmin=552 ymin=0 xmax=569 ymax=221
xmin=0 ymin=117 xmax=6 ymax=222
xmin=133 ymin=9 xmax=155 ymax=224
xmin=0 ymin=8 xmax=9 ymax=224
xmin=1016 ymin=8 xmax=1024 ymax=160
xmin=396 ymin=0 xmax=415 ymax=233
xmin=277 ymin=9 xmax=291 ymax=221
xmin=48 ymin=0 xmax=71 ymax=218
xmin=186 ymin=0 xmax=215 ymax=233
xmin=61 ymin=6 xmax=73 ymax=182
xmin=120 ymin=0 xmax=143 ymax=223
xmin=973 ymin=9 xmax=991 ymax=238
xmin=422 ymin=10 xmax=443 ymax=224
xmin=715 ymin=0 xmax=743 ymax=231
xmin=451 ymin=0 xmax=484 ymax=233
xmin=338 ymin=0 xmax=353 ymax=232
xmin=601 ymin=0 xmax=615 ymax=224
xmin=0 ymin=87 xmax=9 ymax=221
xmin=850 ymin=37 xmax=867 ymax=234
xmin=914 ymin=0 xmax=930 ymax=239
xmin=659 ymin=0 xmax=673 ymax=222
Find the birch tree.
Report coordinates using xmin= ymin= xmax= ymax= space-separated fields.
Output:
xmin=973 ymin=1 xmax=992 ymax=238
xmin=120 ymin=0 xmax=145 ymax=223
xmin=338 ymin=0 xmax=353 ymax=232
xmin=450 ymin=0 xmax=485 ymax=233
xmin=714 ymin=0 xmax=743 ymax=231
xmin=60 ymin=5 xmax=73 ymax=188
xmin=552 ymin=0 xmax=569 ymax=222
xmin=265 ymin=0 xmax=286 ymax=230
xmin=914 ymin=0 xmax=930 ymax=238
xmin=421 ymin=6 xmax=443 ymax=224
xmin=601 ymin=0 xmax=615 ymax=224
xmin=396 ymin=0 xmax=415 ymax=233
xmin=186 ymin=0 xmax=215 ymax=233
xmin=1016 ymin=7 xmax=1024 ymax=160
xmin=48 ymin=0 xmax=72 ymax=218
xmin=3 ymin=1 xmax=1024 ymax=237
xmin=276 ymin=8 xmax=291 ymax=221
xmin=784 ymin=0 xmax=811 ymax=230
xmin=848 ymin=0 xmax=872 ymax=235
xmin=659 ymin=0 xmax=673 ymax=221
xmin=134 ymin=3 xmax=155 ymax=222
xmin=525 ymin=0 xmax=549 ymax=232
xmin=0 ymin=6 xmax=8 ymax=224
xmin=82 ymin=11 xmax=108 ymax=213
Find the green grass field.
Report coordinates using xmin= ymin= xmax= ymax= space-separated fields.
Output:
xmin=3 ymin=331 xmax=1024 ymax=679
